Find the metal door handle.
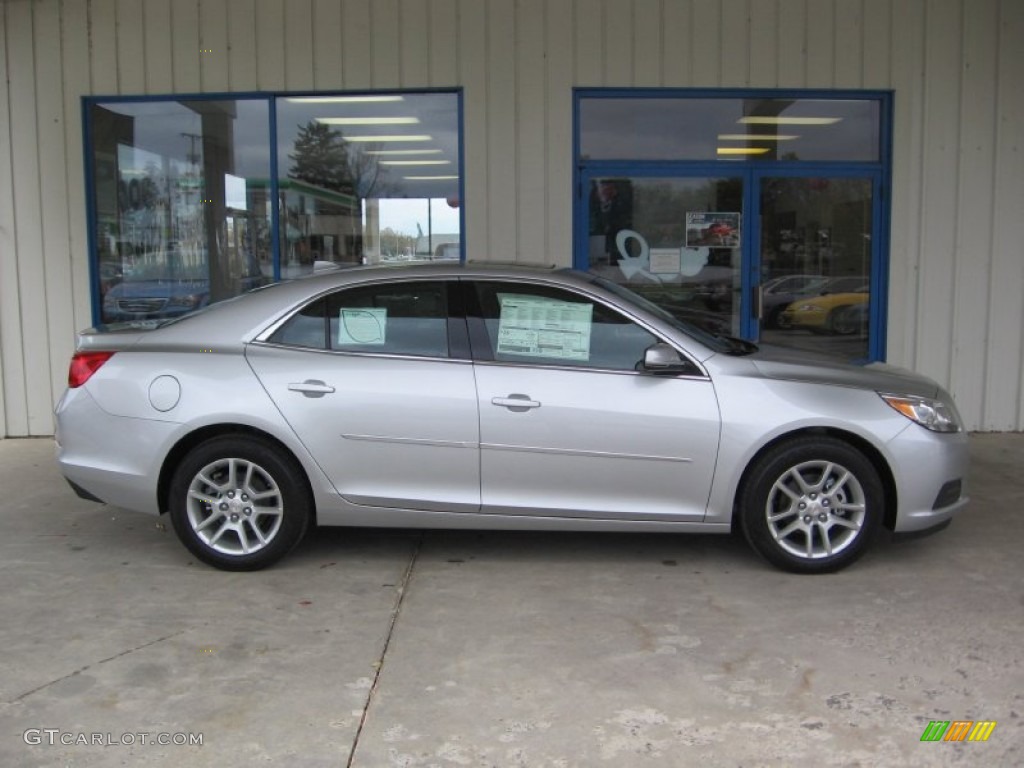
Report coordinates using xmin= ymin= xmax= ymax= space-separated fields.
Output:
xmin=288 ymin=379 xmax=335 ymax=398
xmin=491 ymin=394 xmax=541 ymax=412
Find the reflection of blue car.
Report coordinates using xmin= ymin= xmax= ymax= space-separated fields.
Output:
xmin=103 ymin=278 xmax=209 ymax=321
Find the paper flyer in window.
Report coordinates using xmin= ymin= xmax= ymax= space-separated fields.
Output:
xmin=648 ymin=248 xmax=683 ymax=275
xmin=338 ymin=308 xmax=387 ymax=345
xmin=496 ymin=295 xmax=592 ymax=361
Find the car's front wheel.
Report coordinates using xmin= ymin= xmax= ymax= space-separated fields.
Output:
xmin=739 ymin=437 xmax=883 ymax=573
xmin=168 ymin=436 xmax=311 ymax=571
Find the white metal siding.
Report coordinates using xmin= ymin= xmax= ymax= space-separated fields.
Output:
xmin=1 ymin=0 xmax=1022 ymax=433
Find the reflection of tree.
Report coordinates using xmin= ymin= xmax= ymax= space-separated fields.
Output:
xmin=288 ymin=121 xmax=393 ymax=199
xmin=347 ymin=144 xmax=390 ymax=198
xmin=289 ymin=121 xmax=352 ymax=193
xmin=379 ymin=227 xmax=415 ymax=257
xmin=288 ymin=121 xmax=401 ymax=263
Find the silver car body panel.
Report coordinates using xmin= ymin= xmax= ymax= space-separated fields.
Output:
xmin=56 ymin=347 xmax=341 ymax=517
xmin=474 ymin=361 xmax=720 ymax=521
xmin=55 ymin=262 xmax=969 ymax=538
xmin=246 ymin=344 xmax=480 ymax=513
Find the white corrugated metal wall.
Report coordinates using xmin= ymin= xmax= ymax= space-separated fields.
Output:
xmin=1 ymin=0 xmax=1022 ymax=434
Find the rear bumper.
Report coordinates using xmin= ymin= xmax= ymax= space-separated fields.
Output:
xmin=55 ymin=387 xmax=178 ymax=515
xmin=65 ymin=478 xmax=104 ymax=503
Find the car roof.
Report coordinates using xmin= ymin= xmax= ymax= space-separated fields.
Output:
xmin=145 ymin=262 xmax=592 ymax=346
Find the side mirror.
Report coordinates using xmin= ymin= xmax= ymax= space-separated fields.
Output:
xmin=642 ymin=343 xmax=694 ymax=375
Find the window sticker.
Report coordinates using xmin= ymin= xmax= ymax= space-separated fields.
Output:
xmin=649 ymin=248 xmax=683 ymax=275
xmin=496 ymin=294 xmax=593 ymax=361
xmin=337 ymin=308 xmax=387 ymax=345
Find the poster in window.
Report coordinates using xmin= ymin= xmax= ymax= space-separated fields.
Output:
xmin=685 ymin=212 xmax=741 ymax=248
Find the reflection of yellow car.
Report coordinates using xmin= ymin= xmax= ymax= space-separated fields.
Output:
xmin=778 ymin=277 xmax=869 ymax=334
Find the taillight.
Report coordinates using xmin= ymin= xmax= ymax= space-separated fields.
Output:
xmin=68 ymin=351 xmax=116 ymax=388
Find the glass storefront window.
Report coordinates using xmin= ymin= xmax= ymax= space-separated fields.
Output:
xmin=580 ymin=97 xmax=880 ymax=162
xmin=577 ymin=89 xmax=888 ymax=362
xmin=276 ymin=93 xmax=461 ymax=276
xmin=88 ymin=99 xmax=272 ymax=323
xmin=85 ymin=92 xmax=462 ymax=322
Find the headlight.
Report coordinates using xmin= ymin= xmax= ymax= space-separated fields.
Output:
xmin=797 ymin=303 xmax=822 ymax=312
xmin=878 ymin=393 xmax=962 ymax=433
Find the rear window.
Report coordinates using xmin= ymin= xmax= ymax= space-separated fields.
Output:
xmin=268 ymin=281 xmax=449 ymax=358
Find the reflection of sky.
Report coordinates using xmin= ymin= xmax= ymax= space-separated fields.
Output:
xmin=97 ymin=99 xmax=271 ymax=177
xmin=378 ymin=198 xmax=460 ymax=238
xmin=580 ymin=98 xmax=879 ymax=162
xmin=95 ymin=93 xmax=461 ymax=199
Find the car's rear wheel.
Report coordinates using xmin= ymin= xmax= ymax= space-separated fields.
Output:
xmin=739 ymin=437 xmax=882 ymax=573
xmin=168 ymin=436 xmax=310 ymax=571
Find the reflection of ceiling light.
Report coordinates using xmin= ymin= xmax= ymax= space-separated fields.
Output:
xmin=344 ymin=135 xmax=433 ymax=142
xmin=366 ymin=149 xmax=443 ymax=155
xmin=717 ymin=147 xmax=772 ymax=155
xmin=403 ymin=175 xmax=459 ymax=180
xmin=316 ymin=117 xmax=420 ymax=125
xmin=718 ymin=134 xmax=798 ymax=141
xmin=380 ymin=160 xmax=450 ymax=166
xmin=286 ymin=96 xmax=404 ymax=103
xmin=738 ymin=116 xmax=841 ymax=125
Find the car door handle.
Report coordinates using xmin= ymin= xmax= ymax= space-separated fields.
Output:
xmin=491 ymin=394 xmax=541 ymax=412
xmin=288 ymin=379 xmax=335 ymax=398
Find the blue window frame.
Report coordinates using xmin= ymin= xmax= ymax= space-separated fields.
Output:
xmin=82 ymin=90 xmax=464 ymax=326
xmin=574 ymin=88 xmax=893 ymax=362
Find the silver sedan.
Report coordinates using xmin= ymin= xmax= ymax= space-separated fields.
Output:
xmin=55 ymin=264 xmax=969 ymax=573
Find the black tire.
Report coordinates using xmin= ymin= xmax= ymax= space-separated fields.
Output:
xmin=828 ymin=305 xmax=857 ymax=335
xmin=168 ymin=436 xmax=311 ymax=571
xmin=738 ymin=437 xmax=883 ymax=573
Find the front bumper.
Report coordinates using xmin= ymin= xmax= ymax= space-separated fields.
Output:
xmin=887 ymin=423 xmax=970 ymax=532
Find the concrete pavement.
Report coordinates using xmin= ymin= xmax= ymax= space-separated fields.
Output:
xmin=0 ymin=435 xmax=1021 ymax=766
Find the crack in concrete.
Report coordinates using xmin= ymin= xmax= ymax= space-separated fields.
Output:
xmin=346 ymin=535 xmax=423 ymax=768
xmin=9 ymin=628 xmax=190 ymax=704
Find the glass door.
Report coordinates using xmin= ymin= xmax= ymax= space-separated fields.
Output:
xmin=757 ymin=175 xmax=878 ymax=361
xmin=582 ymin=174 xmax=746 ymax=338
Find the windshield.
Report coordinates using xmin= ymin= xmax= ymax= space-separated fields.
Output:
xmin=585 ymin=274 xmax=740 ymax=354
